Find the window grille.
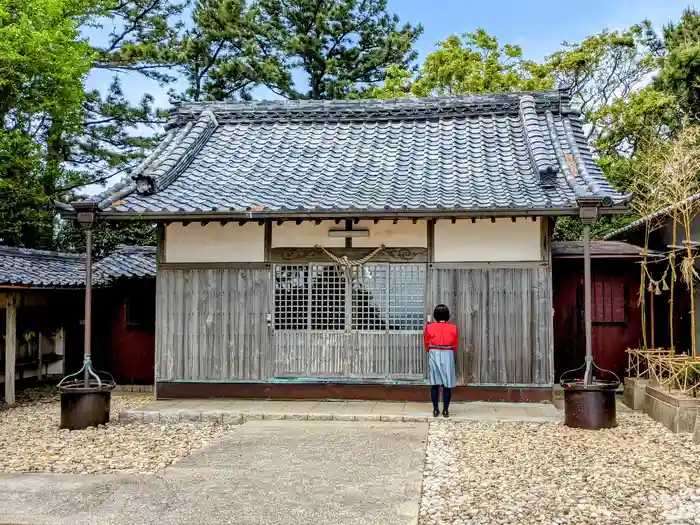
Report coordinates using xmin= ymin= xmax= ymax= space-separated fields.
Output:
xmin=274 ymin=263 xmax=425 ymax=332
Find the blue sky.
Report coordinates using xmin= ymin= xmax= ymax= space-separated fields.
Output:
xmin=86 ymin=0 xmax=696 ymax=109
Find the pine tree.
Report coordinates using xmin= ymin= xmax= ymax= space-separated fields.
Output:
xmin=193 ymin=0 xmax=422 ymax=100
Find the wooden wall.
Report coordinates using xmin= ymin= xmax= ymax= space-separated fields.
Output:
xmin=156 ymin=264 xmax=554 ymax=386
xmin=104 ymin=281 xmax=156 ymax=384
xmin=553 ymin=259 xmax=645 ymax=381
xmin=429 ymin=265 xmax=553 ymax=385
xmin=156 ymin=268 xmax=270 ymax=381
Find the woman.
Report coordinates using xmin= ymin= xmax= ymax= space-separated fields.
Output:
xmin=424 ymin=304 xmax=458 ymax=418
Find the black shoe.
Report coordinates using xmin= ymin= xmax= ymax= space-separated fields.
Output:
xmin=432 ymin=409 xmax=440 ymax=417
xmin=442 ymin=409 xmax=449 ymax=418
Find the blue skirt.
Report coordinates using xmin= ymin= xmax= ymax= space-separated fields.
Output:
xmin=428 ymin=350 xmax=457 ymax=388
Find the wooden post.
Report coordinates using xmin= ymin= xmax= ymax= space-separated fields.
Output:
xmin=37 ymin=331 xmax=43 ymax=380
xmin=5 ymin=293 xmax=19 ymax=405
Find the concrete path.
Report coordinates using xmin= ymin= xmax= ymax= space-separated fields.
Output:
xmin=0 ymin=420 xmax=427 ymax=525
xmin=121 ymin=400 xmax=562 ymax=424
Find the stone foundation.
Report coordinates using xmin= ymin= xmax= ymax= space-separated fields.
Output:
xmin=643 ymin=385 xmax=700 ymax=433
xmin=623 ymin=377 xmax=649 ymax=410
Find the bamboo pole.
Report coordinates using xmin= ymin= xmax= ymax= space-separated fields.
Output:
xmin=670 ymin=213 xmax=677 ymax=353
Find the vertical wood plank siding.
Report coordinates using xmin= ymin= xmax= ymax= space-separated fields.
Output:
xmin=156 ymin=265 xmax=553 ymax=385
xmin=428 ymin=266 xmax=553 ymax=385
xmin=156 ymin=268 xmax=270 ymax=381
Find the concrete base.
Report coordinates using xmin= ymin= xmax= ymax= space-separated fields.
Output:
xmin=693 ymin=408 xmax=700 ymax=444
xmin=623 ymin=377 xmax=649 ymax=410
xmin=643 ymin=385 xmax=700 ymax=433
xmin=113 ymin=384 xmax=153 ymax=393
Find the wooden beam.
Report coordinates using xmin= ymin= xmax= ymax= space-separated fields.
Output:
xmin=5 ymin=292 xmax=18 ymax=405
xmin=427 ymin=220 xmax=435 ymax=263
xmin=345 ymin=219 xmax=353 ymax=248
xmin=264 ymin=220 xmax=272 ymax=262
xmin=37 ymin=332 xmax=43 ymax=381
xmin=156 ymin=224 xmax=166 ymax=267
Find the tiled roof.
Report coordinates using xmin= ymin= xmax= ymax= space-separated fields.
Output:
xmin=93 ymin=245 xmax=156 ymax=281
xmin=552 ymin=241 xmax=661 ymax=258
xmin=0 ymin=247 xmax=87 ymax=287
xmin=0 ymin=245 xmax=156 ymax=287
xmin=79 ymin=89 xmax=629 ymax=217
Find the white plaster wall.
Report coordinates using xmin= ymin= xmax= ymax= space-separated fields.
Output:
xmin=354 ymin=220 xmax=427 ymax=248
xmin=434 ymin=218 xmax=542 ymax=262
xmin=272 ymin=221 xmax=345 ymax=248
xmin=272 ymin=220 xmax=427 ymax=248
xmin=0 ymin=330 xmax=64 ymax=383
xmin=165 ymin=223 xmax=265 ymax=262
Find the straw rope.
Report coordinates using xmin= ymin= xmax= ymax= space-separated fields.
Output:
xmin=313 ymin=244 xmax=386 ymax=267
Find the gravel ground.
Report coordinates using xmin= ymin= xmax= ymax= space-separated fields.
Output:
xmin=420 ymin=412 xmax=700 ymax=525
xmin=0 ymin=388 xmax=236 ymax=474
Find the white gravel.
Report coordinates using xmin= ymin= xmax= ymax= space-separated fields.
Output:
xmin=0 ymin=388 xmax=236 ymax=474
xmin=420 ymin=412 xmax=700 ymax=525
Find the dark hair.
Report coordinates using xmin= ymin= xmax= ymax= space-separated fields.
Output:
xmin=433 ymin=304 xmax=450 ymax=322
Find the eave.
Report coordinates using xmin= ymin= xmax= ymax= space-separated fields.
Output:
xmin=57 ymin=205 xmax=629 ymax=223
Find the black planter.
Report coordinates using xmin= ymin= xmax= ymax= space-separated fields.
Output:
xmin=59 ymin=383 xmax=115 ymax=430
xmin=561 ymin=380 xmax=619 ymax=429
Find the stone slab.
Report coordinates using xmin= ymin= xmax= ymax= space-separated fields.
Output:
xmin=119 ymin=400 xmax=562 ymax=425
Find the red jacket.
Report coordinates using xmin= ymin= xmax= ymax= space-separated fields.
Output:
xmin=424 ymin=322 xmax=459 ymax=352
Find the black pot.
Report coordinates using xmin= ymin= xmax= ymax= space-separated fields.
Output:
xmin=560 ymin=379 xmax=619 ymax=430
xmin=59 ymin=383 xmax=115 ymax=430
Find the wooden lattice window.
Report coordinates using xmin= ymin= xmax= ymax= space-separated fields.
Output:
xmin=273 ymin=263 xmax=424 ymax=331
xmin=592 ymin=277 xmax=627 ymax=324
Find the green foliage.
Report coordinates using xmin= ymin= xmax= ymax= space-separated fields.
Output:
xmin=658 ymin=8 xmax=700 ymax=121
xmin=171 ymin=0 xmax=269 ymax=102
xmin=0 ymin=132 xmax=53 ymax=247
xmin=240 ymin=0 xmax=422 ymax=99
xmin=369 ymin=29 xmax=553 ymax=99
xmin=0 ymin=0 xmax=96 ymax=248
xmin=74 ymin=0 xmax=186 ymax=180
xmin=412 ymin=30 xmax=553 ymax=96
xmin=546 ymin=22 xmax=663 ymax=144
xmin=0 ymin=0 xmax=95 ymax=125
xmin=552 ymin=215 xmax=636 ymax=241
xmin=55 ymin=219 xmax=155 ymax=256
